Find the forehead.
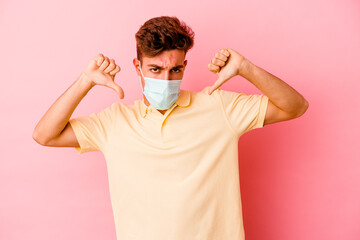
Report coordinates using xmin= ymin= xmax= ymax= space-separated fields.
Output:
xmin=142 ymin=49 xmax=186 ymax=67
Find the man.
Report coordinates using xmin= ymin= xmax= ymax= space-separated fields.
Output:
xmin=33 ymin=16 xmax=308 ymax=240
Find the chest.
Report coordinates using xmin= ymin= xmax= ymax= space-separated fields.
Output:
xmin=104 ymin=104 xmax=237 ymax=186
xmin=104 ymin=104 xmax=236 ymax=160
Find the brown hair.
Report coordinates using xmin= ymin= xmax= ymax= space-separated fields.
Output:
xmin=135 ymin=16 xmax=195 ymax=63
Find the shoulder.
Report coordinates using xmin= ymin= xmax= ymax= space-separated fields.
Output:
xmin=178 ymin=86 xmax=224 ymax=110
xmin=196 ymin=87 xmax=267 ymax=111
xmin=193 ymin=86 xmax=243 ymax=96
xmin=192 ymin=86 xmax=245 ymax=102
xmin=188 ymin=86 xmax=220 ymax=98
xmin=101 ymin=101 xmax=122 ymax=113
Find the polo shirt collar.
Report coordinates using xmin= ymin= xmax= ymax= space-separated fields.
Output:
xmin=140 ymin=89 xmax=191 ymax=118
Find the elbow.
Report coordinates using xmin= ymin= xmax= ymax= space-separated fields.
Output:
xmin=295 ymin=98 xmax=309 ymax=118
xmin=301 ymin=98 xmax=309 ymax=115
xmin=32 ymin=130 xmax=48 ymax=146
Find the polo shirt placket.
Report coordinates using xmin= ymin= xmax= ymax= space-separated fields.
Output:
xmin=139 ymin=90 xmax=191 ymax=144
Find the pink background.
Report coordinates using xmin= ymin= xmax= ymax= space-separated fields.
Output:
xmin=1 ymin=0 xmax=359 ymax=239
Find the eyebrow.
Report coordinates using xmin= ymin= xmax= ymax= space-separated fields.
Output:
xmin=147 ymin=64 xmax=184 ymax=69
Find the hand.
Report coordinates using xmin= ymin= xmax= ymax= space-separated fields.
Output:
xmin=207 ymin=48 xmax=247 ymax=95
xmin=82 ymin=53 xmax=124 ymax=99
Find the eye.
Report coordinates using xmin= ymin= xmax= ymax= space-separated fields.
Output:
xmin=150 ymin=68 xmax=159 ymax=72
xmin=172 ymin=68 xmax=181 ymax=73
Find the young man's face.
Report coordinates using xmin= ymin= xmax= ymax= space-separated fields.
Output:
xmin=133 ymin=49 xmax=188 ymax=90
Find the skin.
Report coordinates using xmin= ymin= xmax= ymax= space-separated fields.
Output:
xmin=32 ymin=48 xmax=308 ymax=148
xmin=207 ymin=48 xmax=309 ymax=125
xmin=135 ymin=47 xmax=309 ymax=122
xmin=132 ymin=49 xmax=188 ymax=115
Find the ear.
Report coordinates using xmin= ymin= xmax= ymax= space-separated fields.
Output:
xmin=133 ymin=58 xmax=141 ymax=76
xmin=184 ymin=59 xmax=187 ymax=69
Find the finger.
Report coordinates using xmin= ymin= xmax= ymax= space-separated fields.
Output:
xmin=104 ymin=59 xmax=116 ymax=73
xmin=211 ymin=58 xmax=226 ymax=67
xmin=208 ymin=78 xmax=223 ymax=95
xmin=215 ymin=52 xmax=228 ymax=62
xmin=109 ymin=65 xmax=121 ymax=75
xmin=95 ymin=53 xmax=105 ymax=66
xmin=208 ymin=63 xmax=220 ymax=73
xmin=220 ymin=48 xmax=230 ymax=57
xmin=99 ymin=56 xmax=110 ymax=71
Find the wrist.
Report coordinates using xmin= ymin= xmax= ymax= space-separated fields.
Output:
xmin=237 ymin=58 xmax=253 ymax=77
xmin=78 ymin=72 xmax=95 ymax=89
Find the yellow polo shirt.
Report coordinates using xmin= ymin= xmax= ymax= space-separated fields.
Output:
xmin=69 ymin=86 xmax=268 ymax=240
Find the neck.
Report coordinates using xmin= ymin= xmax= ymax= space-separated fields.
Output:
xmin=143 ymin=95 xmax=166 ymax=115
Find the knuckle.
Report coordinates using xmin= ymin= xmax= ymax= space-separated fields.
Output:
xmin=209 ymin=63 xmax=219 ymax=72
xmin=218 ymin=52 xmax=226 ymax=59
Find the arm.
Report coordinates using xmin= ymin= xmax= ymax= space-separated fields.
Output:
xmin=32 ymin=53 xmax=123 ymax=146
xmin=32 ymin=74 xmax=94 ymax=146
xmin=238 ymin=59 xmax=309 ymax=125
xmin=207 ymin=48 xmax=309 ymax=126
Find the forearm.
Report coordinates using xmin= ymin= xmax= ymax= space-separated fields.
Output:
xmin=239 ymin=59 xmax=308 ymax=115
xmin=33 ymin=73 xmax=94 ymax=143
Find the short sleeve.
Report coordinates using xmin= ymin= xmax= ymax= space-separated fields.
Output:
xmin=216 ymin=88 xmax=269 ymax=136
xmin=69 ymin=102 xmax=117 ymax=154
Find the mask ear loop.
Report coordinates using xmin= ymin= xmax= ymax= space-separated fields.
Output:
xmin=139 ymin=61 xmax=144 ymax=92
xmin=139 ymin=61 xmax=150 ymax=113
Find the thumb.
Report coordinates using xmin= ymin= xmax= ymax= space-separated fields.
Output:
xmin=208 ymin=76 xmax=224 ymax=95
xmin=107 ymin=80 xmax=124 ymax=99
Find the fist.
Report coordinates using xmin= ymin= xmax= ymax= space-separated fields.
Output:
xmin=207 ymin=48 xmax=231 ymax=74
xmin=82 ymin=53 xmax=124 ymax=99
xmin=207 ymin=48 xmax=247 ymax=95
